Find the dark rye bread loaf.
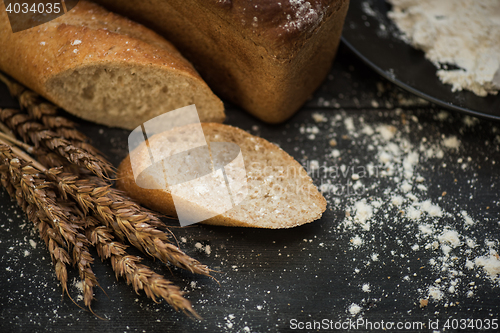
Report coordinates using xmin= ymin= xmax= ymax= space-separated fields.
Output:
xmin=0 ymin=1 xmax=225 ymax=130
xmin=92 ymin=0 xmax=350 ymax=123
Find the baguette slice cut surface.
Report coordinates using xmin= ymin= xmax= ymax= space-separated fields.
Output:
xmin=0 ymin=1 xmax=224 ymax=130
xmin=117 ymin=123 xmax=327 ymax=229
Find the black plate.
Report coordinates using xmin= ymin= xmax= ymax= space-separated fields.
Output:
xmin=342 ymin=0 xmax=500 ymax=120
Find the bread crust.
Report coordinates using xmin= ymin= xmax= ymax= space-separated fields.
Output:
xmin=93 ymin=0 xmax=350 ymax=123
xmin=187 ymin=0 xmax=347 ymax=58
xmin=0 ymin=1 xmax=224 ymax=129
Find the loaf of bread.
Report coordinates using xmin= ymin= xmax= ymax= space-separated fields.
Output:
xmin=93 ymin=0 xmax=350 ymax=123
xmin=0 ymin=1 xmax=225 ymax=130
xmin=117 ymin=123 xmax=326 ymax=228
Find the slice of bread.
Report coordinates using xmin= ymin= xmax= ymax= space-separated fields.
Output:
xmin=117 ymin=123 xmax=326 ymax=229
xmin=0 ymin=1 xmax=224 ymax=130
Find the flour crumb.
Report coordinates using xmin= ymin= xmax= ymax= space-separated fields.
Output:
xmin=312 ymin=113 xmax=327 ymax=123
xmin=351 ymin=235 xmax=364 ymax=247
xmin=73 ymin=278 xmax=84 ymax=302
xmin=461 ymin=211 xmax=475 ymax=226
xmin=391 ymin=195 xmax=404 ymax=206
xmin=428 ymin=286 xmax=443 ymax=301
xmin=376 ymin=125 xmax=397 ymax=141
xmin=348 ymin=303 xmax=362 ymax=316
xmin=442 ymin=136 xmax=461 ymax=149
xmin=475 ymin=253 xmax=500 ymax=279
xmin=438 ymin=229 xmax=461 ymax=247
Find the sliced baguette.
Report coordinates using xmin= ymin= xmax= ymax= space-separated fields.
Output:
xmin=0 ymin=1 xmax=224 ymax=130
xmin=117 ymin=123 xmax=326 ymax=229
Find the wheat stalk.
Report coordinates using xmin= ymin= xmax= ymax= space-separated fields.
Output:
xmin=0 ymin=76 xmax=212 ymax=318
xmin=0 ymin=143 xmax=102 ymax=310
xmin=18 ymin=89 xmax=105 ymax=158
xmin=0 ymin=108 xmax=114 ymax=179
xmin=88 ymin=224 xmax=200 ymax=318
xmin=43 ymin=167 xmax=211 ymax=276
xmin=0 ymin=145 xmax=73 ymax=300
xmin=0 ymin=109 xmax=210 ymax=276
xmin=0 ymin=139 xmax=209 ymax=316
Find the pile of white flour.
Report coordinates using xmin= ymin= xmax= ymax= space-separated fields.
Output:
xmin=387 ymin=0 xmax=500 ymax=96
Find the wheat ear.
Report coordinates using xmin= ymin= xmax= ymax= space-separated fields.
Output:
xmin=44 ymin=168 xmax=211 ymax=277
xmin=0 ymin=144 xmax=99 ymax=310
xmin=0 ymin=108 xmax=114 ymax=179
xmin=88 ymin=224 xmax=201 ymax=319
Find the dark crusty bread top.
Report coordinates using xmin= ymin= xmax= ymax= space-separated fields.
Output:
xmin=189 ymin=0 xmax=348 ymax=58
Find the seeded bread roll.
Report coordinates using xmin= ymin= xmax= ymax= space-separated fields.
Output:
xmin=117 ymin=123 xmax=327 ymax=229
xmin=0 ymin=1 xmax=224 ymax=130
xmin=92 ymin=0 xmax=350 ymax=123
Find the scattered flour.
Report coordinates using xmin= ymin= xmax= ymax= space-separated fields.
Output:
xmin=195 ymin=242 xmax=212 ymax=255
xmin=442 ymin=136 xmax=461 ymax=149
xmin=312 ymin=112 xmax=327 ymax=123
xmin=72 ymin=278 xmax=84 ymax=302
xmin=475 ymin=253 xmax=500 ymax=280
xmin=461 ymin=211 xmax=475 ymax=226
xmin=348 ymin=303 xmax=362 ymax=316
xmin=428 ymin=286 xmax=443 ymax=301
xmin=391 ymin=195 xmax=404 ymax=207
xmin=351 ymin=235 xmax=364 ymax=247
xmin=388 ymin=0 xmax=500 ymax=96
xmin=353 ymin=200 xmax=373 ymax=230
xmin=329 ymin=109 xmax=499 ymax=310
xmin=376 ymin=125 xmax=397 ymax=141
xmin=437 ymin=229 xmax=461 ymax=247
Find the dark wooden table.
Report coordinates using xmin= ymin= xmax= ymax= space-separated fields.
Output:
xmin=1 ymin=43 xmax=499 ymax=333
